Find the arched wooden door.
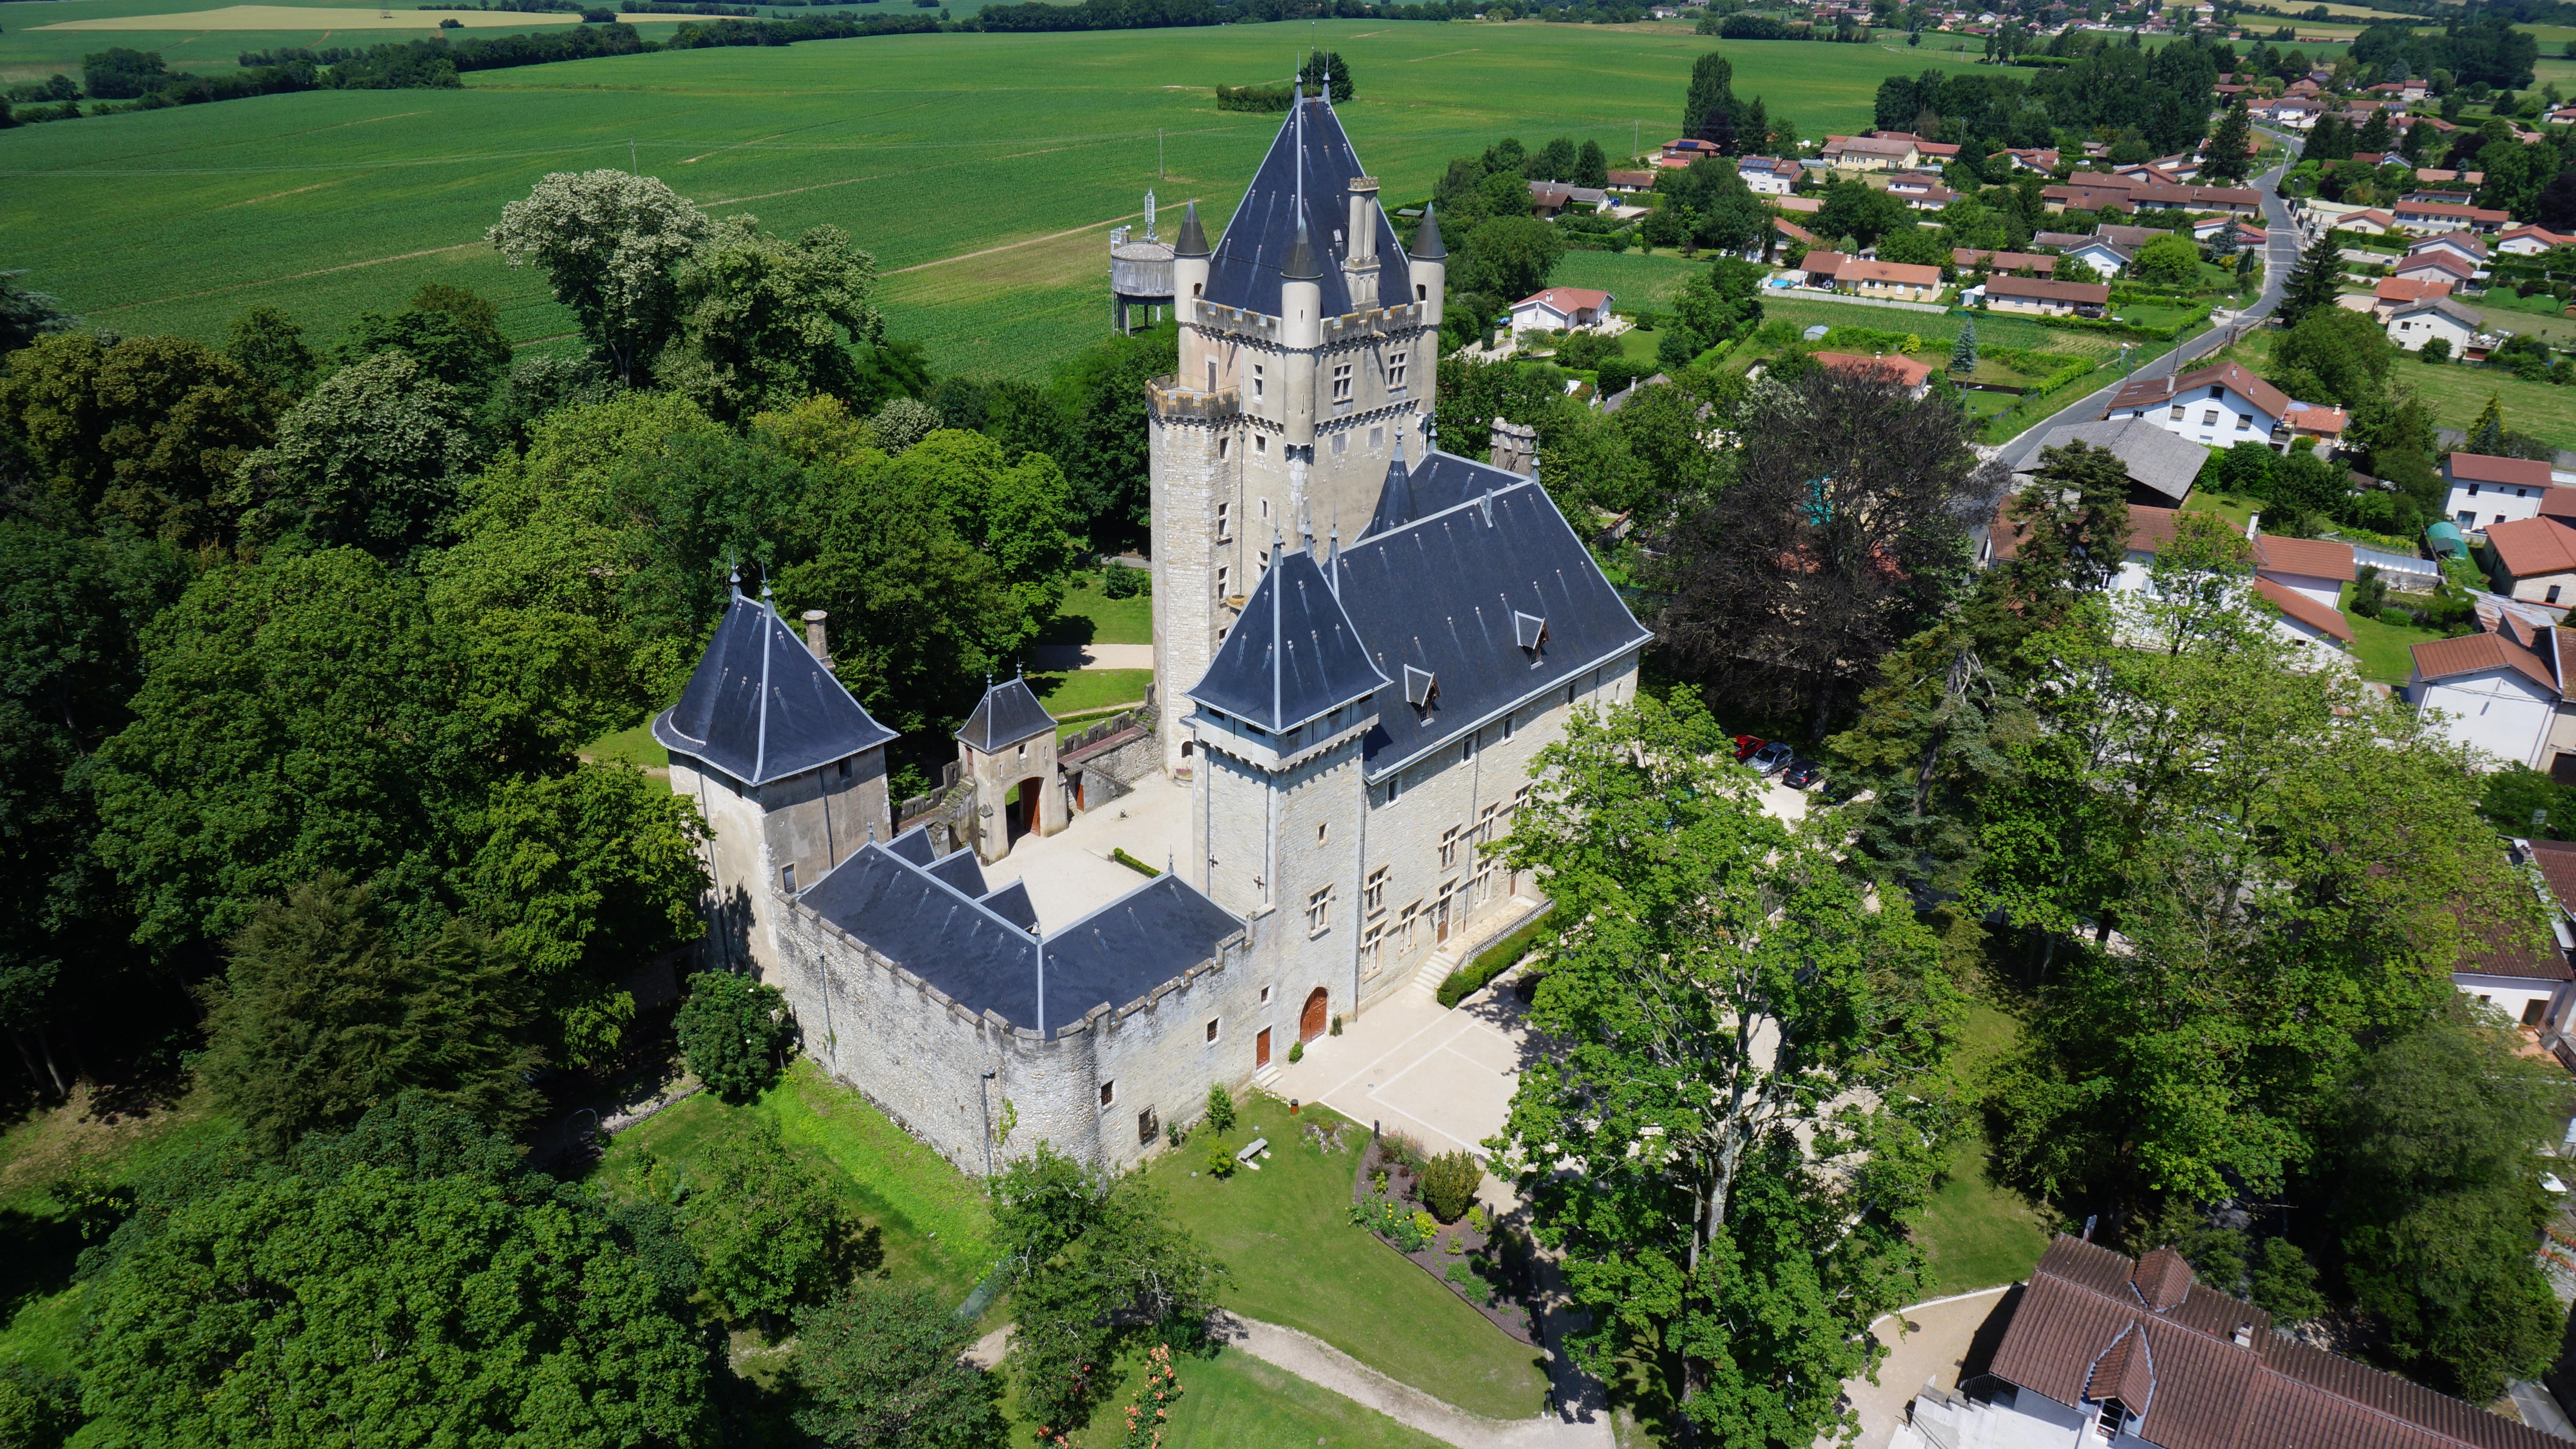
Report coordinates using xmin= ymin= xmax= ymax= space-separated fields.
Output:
xmin=1299 ymin=987 xmax=1328 ymax=1043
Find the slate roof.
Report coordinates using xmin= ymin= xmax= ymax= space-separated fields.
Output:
xmin=1333 ymin=459 xmax=1654 ymax=780
xmin=1186 ymin=543 xmax=1389 ymax=734
xmin=797 ymin=829 xmax=1240 ymax=1037
xmin=1991 ymin=1235 xmax=2567 ymax=1449
xmin=957 ymin=675 xmax=1057 ymax=753
xmin=2016 ymin=418 xmax=2209 ymax=503
xmin=653 ymin=588 xmax=898 ymax=788
xmin=1202 ymin=92 xmax=1412 ymax=320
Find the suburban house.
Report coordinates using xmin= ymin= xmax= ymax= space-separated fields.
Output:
xmin=2458 ymin=832 xmax=2576 ymax=1032
xmin=2392 ymin=249 xmax=2479 ymax=288
xmin=1818 ymin=133 xmax=1918 ymax=170
xmin=1895 ymin=1236 xmax=2572 ymax=1449
xmin=1604 ymin=168 xmax=1657 ymax=192
xmin=2282 ymin=401 xmax=2348 ymax=453
xmin=2416 ymin=166 xmax=2486 ymax=188
xmin=2261 ymin=96 xmax=2324 ymax=128
xmin=1984 ymin=274 xmax=2111 ymax=317
xmin=2497 ymin=224 xmax=2576 ymax=256
xmin=2001 ymin=146 xmax=2060 ymax=172
xmin=2387 ymin=296 xmax=2482 ymax=354
xmin=1506 ymin=286 xmax=1614 ymax=336
xmin=1868 ymin=128 xmax=1958 ymax=161
xmin=1796 ymin=252 xmax=1943 ymax=301
xmin=2049 ymin=233 xmax=2136 ymax=276
xmin=2101 ymin=360 xmax=2304 ymax=453
xmin=2481 ymin=494 xmax=2576 ymax=607
xmin=1774 ymin=216 xmax=1820 ymax=249
xmin=2393 ymin=198 xmax=2514 ymax=233
xmin=2410 ymin=608 xmax=2576 ymax=779
xmin=2008 ymin=416 xmax=2207 ymax=508
xmin=1886 ymin=173 xmax=1959 ymax=210
xmin=2329 ymin=206 xmax=2399 ymax=235
xmin=2410 ymin=228 xmax=2490 ymax=266
xmin=1526 ymin=181 xmax=1607 ymax=216
xmin=1986 ymin=503 xmax=2355 ymax=653
xmin=2447 ymin=451 xmax=2560 ymax=530
xmin=2364 ymin=274 xmax=2453 ymax=318
xmin=1954 ymin=248 xmax=2054 ymax=276
xmin=1656 ymin=136 xmax=1722 ymax=168
xmin=1814 ymin=351 xmax=1932 ymax=398
xmin=1736 ymin=155 xmax=1799 ymax=195
xmin=2191 ymin=215 xmax=2270 ymax=248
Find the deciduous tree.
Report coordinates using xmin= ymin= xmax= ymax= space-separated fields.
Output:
xmin=794 ymin=1281 xmax=1004 ymax=1449
xmin=234 ymin=349 xmax=481 ymax=557
xmin=654 ymin=216 xmax=884 ymax=423
xmin=673 ymin=969 xmax=791 ymax=1103
xmin=680 ymin=1115 xmax=860 ymax=1329
xmin=487 ymin=168 xmax=713 ymax=383
xmin=0 ymin=331 xmax=279 ymax=546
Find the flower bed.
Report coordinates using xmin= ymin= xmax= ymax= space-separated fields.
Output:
xmin=1346 ymin=1129 xmax=1539 ymax=1345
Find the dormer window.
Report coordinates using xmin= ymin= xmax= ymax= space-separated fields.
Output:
xmin=1515 ymin=611 xmax=1549 ymax=654
xmin=1403 ymin=665 xmax=1437 ymax=710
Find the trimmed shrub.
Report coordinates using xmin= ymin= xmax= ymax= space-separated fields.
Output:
xmin=1420 ymin=1149 xmax=1484 ymax=1222
xmin=675 ymin=970 xmax=793 ymax=1103
xmin=1205 ymin=1144 xmax=1236 ymax=1179
xmin=1204 ymin=1082 xmax=1236 ymax=1136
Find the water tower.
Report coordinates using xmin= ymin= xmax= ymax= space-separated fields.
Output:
xmin=1109 ymin=190 xmax=1176 ymax=334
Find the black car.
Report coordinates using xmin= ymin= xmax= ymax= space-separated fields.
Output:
xmin=1782 ymin=758 xmax=1825 ymax=790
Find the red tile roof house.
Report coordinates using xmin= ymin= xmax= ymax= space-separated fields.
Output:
xmin=1984 ymin=274 xmax=2111 ymax=317
xmin=1818 ymin=133 xmax=1920 ymax=170
xmin=2089 ymin=504 xmax=2359 ymax=654
xmin=1953 ymin=248 xmax=2055 ymax=276
xmin=1813 ymin=350 xmax=1933 ymax=397
xmin=2445 ymin=451 xmax=2560 ymax=532
xmin=2391 ymin=249 xmax=2478 ymax=287
xmin=2393 ymin=198 xmax=2515 ymax=234
xmin=2411 ymin=610 xmax=2576 ymax=783
xmin=1900 ymin=1235 xmax=2576 ymax=1449
xmin=2103 ymin=360 xmax=2337 ymax=457
xmin=2408 ymin=228 xmax=2491 ymax=267
xmin=2363 ymin=274 xmax=2454 ymax=318
xmin=2496 ymin=224 xmax=2576 ymax=257
xmin=1795 ymin=252 xmax=1944 ymax=302
xmin=1506 ymin=286 xmax=1614 ymax=337
xmin=2454 ymin=832 xmax=2576 ymax=1034
xmin=2481 ymin=492 xmax=2576 ymax=610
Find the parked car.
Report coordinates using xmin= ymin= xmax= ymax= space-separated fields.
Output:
xmin=1732 ymin=734 xmax=1765 ymax=761
xmin=1783 ymin=758 xmax=1826 ymax=790
xmin=1750 ymin=742 xmax=1795 ymax=775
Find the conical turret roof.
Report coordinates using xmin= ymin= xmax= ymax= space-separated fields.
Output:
xmin=1174 ymin=199 xmax=1209 ymax=258
xmin=1412 ymin=202 xmax=1446 ymax=261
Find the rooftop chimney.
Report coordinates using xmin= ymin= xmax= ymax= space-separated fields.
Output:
xmin=802 ymin=609 xmax=831 ymax=668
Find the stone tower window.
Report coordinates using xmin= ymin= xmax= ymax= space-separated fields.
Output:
xmin=1331 ymin=362 xmax=1354 ymax=406
xmin=1100 ymin=1080 xmax=1116 ymax=1108
xmin=1207 ymin=360 xmax=1217 ymax=391
xmin=1206 ymin=1018 xmax=1220 ymax=1043
xmin=1216 ymin=500 xmax=1231 ymax=539
xmin=1364 ymin=866 xmax=1387 ymax=914
xmin=1388 ymin=351 xmax=1407 ymax=392
xmin=1306 ymin=884 xmax=1332 ymax=936
xmin=1138 ymin=1107 xmax=1157 ymax=1145
xmin=1316 ymin=822 xmax=1329 ymax=846
xmin=1252 ymin=363 xmax=1265 ymax=399
xmin=780 ymin=864 xmax=797 ymax=894
xmin=1218 ymin=437 xmax=1229 ymax=461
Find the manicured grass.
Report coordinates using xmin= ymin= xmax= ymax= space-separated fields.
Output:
xmin=1055 ymin=1345 xmax=1449 ymax=1449
xmin=582 ymin=718 xmax=669 ymax=772
xmin=2339 ymin=580 xmax=2448 ymax=685
xmin=1912 ymin=1000 xmax=2050 ymax=1296
xmin=589 ymin=1059 xmax=998 ymax=1302
xmin=1040 ymin=574 xmax=1154 ymax=646
xmin=1148 ymin=1100 xmax=1553 ymax=1421
xmin=0 ymin=21 xmax=1986 ymax=378
xmin=1027 ymin=667 xmax=1152 ymax=718
xmin=2187 ymin=491 xmax=2257 ymax=530
xmin=2226 ymin=329 xmax=2576 ymax=452
xmin=1555 ymin=248 xmax=1707 ymax=314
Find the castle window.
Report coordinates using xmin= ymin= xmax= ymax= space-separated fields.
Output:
xmin=1215 ymin=564 xmax=1229 ymax=599
xmin=1476 ymin=802 xmax=1500 ymax=845
xmin=1100 ymin=1080 xmax=1116 ymax=1108
xmin=1139 ymin=1107 xmax=1158 ymax=1145
xmin=1369 ymin=425 xmax=1384 ymax=449
xmin=1316 ymin=822 xmax=1329 ymax=846
xmin=1385 ymin=773 xmax=1402 ymax=805
xmin=1216 ymin=500 xmax=1230 ymax=539
xmin=1207 ymin=1018 xmax=1220 ymax=1043
xmin=1218 ymin=437 xmax=1229 ymax=461
xmin=1331 ymin=362 xmax=1354 ymax=406
xmin=1260 ymin=985 xmax=1271 ymax=1004
xmin=1361 ymin=921 xmax=1386 ymax=978
xmin=1397 ymin=900 xmax=1421 ymax=952
xmin=1252 ymin=364 xmax=1265 ymax=399
xmin=1416 ymin=283 xmax=1427 ymax=301
xmin=1461 ymin=734 xmax=1476 ymax=764
xmin=1388 ymin=351 xmax=1408 ymax=393
xmin=1439 ymin=825 xmax=1463 ymax=870
xmin=1256 ymin=436 xmax=1268 ymax=456
xmin=1306 ymin=884 xmax=1332 ymax=936
xmin=1331 ymin=433 xmax=1347 ymax=455
xmin=838 ymin=758 xmax=851 ymax=779
xmin=781 ymin=864 xmax=797 ymax=894
xmin=1207 ymin=360 xmax=1217 ymax=391
xmin=1364 ymin=866 xmax=1387 ymax=914
xmin=1502 ymin=712 xmax=1515 ymax=742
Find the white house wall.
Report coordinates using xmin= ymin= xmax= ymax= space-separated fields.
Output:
xmin=2417 ymin=668 xmax=2555 ymax=768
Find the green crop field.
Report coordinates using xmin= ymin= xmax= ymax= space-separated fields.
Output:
xmin=0 ymin=18 xmax=1982 ymax=379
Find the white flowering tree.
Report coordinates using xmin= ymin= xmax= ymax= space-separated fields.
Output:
xmin=487 ymin=169 xmax=712 ymax=383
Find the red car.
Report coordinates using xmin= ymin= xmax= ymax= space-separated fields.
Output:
xmin=1732 ymin=734 xmax=1764 ymax=762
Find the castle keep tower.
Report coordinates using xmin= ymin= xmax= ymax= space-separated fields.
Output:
xmin=1148 ymin=89 xmax=1447 ymax=776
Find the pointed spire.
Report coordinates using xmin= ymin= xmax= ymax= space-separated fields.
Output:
xmin=1284 ymin=212 xmax=1323 ymax=281
xmin=1411 ymin=202 xmax=1446 ymax=262
xmin=1175 ymin=199 xmax=1208 ymax=258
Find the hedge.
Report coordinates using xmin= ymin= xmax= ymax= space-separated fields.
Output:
xmin=1434 ymin=908 xmax=1553 ymax=1009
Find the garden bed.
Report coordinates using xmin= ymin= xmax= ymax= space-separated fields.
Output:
xmin=1346 ymin=1128 xmax=1540 ymax=1346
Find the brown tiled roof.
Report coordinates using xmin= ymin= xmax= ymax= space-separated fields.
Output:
xmin=2252 ymin=534 xmax=2355 ymax=583
xmin=2397 ymin=251 xmax=2478 ymax=279
xmin=1954 ymin=248 xmax=2056 ymax=274
xmin=2253 ymin=576 xmax=2355 ymax=641
xmin=1990 ymin=1235 xmax=2567 ymax=1449
xmin=2106 ymin=360 xmax=2293 ymax=421
xmin=2411 ymin=629 xmax=2560 ymax=695
xmin=2375 ymin=276 xmax=2454 ymax=304
xmin=1987 ymin=274 xmax=2111 ymax=305
xmin=2485 ymin=515 xmax=2576 ymax=579
xmin=2530 ymin=837 xmax=2576 ymax=922
xmin=1814 ymin=351 xmax=1933 ymax=387
xmin=2450 ymin=452 xmax=2554 ymax=488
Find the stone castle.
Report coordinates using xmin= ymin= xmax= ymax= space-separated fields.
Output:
xmin=655 ymin=89 xmax=1648 ymax=1176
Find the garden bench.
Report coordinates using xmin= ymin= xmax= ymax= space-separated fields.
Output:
xmin=1236 ymin=1137 xmax=1269 ymax=1171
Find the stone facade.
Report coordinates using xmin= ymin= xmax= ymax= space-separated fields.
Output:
xmin=670 ymin=746 xmax=890 ymax=972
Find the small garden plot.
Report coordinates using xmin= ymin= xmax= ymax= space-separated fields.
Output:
xmin=1349 ymin=1130 xmax=1538 ymax=1346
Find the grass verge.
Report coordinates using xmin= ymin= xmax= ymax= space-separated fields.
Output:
xmin=1911 ymin=999 xmax=2050 ymax=1295
xmin=580 ymin=718 xmax=669 ymax=772
xmin=1051 ymin=1343 xmax=1450 ymax=1449
xmin=1027 ymin=667 xmax=1153 ymax=718
xmin=1041 ymin=574 xmax=1154 ymax=647
xmin=2339 ymin=579 xmax=2449 ymax=685
xmin=1148 ymin=1100 xmax=1553 ymax=1421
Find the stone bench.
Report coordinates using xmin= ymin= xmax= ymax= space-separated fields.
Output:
xmin=1236 ymin=1137 xmax=1269 ymax=1171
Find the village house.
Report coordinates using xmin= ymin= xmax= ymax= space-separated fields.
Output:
xmin=2448 ymin=451 xmax=2563 ymax=531
xmin=2410 ymin=607 xmax=2576 ymax=782
xmin=2481 ymin=492 xmax=2576 ymax=608
xmin=2496 ymin=224 xmax=2576 ymax=257
xmin=1818 ymin=133 xmax=1919 ymax=170
xmin=1983 ymin=274 xmax=2110 ymax=317
xmin=2410 ymin=228 xmax=2491 ymax=268
xmin=1953 ymin=248 xmax=2054 ymax=276
xmin=1506 ymin=285 xmax=1614 ymax=336
xmin=2101 ymin=359 xmax=2312 ymax=454
xmin=1987 ymin=503 xmax=2354 ymax=653
xmin=1895 ymin=1237 xmax=2574 ymax=1449
xmin=2394 ymin=198 xmax=2515 ymax=234
xmin=1797 ymin=252 xmax=1943 ymax=301
xmin=2006 ymin=416 xmax=2206 ymax=507
xmin=2387 ymin=295 xmax=2481 ymax=355
xmin=2456 ymin=831 xmax=2576 ymax=1031
xmin=2356 ymin=275 xmax=2453 ymax=319
xmin=2392 ymin=249 xmax=2479 ymax=288
xmin=1735 ymin=155 xmax=1799 ymax=195
xmin=1814 ymin=351 xmax=1932 ymax=398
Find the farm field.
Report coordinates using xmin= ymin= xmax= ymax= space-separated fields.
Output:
xmin=0 ymin=20 xmax=1984 ymax=379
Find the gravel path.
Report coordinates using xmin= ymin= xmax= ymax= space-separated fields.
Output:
xmin=1028 ymin=643 xmax=1154 ymax=672
xmin=1211 ymin=1312 xmax=1613 ymax=1449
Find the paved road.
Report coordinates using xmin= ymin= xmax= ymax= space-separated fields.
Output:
xmin=1991 ymin=139 xmax=2302 ymax=473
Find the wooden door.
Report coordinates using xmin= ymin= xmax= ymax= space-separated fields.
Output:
xmin=1300 ymin=988 xmax=1328 ymax=1043
xmin=1256 ymin=1028 xmax=1271 ymax=1068
xmin=1434 ymin=892 xmax=1452 ymax=944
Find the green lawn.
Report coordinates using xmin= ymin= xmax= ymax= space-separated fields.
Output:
xmin=2226 ymin=329 xmax=2576 ymax=452
xmin=1555 ymin=249 xmax=1707 ymax=315
xmin=1041 ymin=573 xmax=1153 ymax=646
xmin=581 ymin=718 xmax=670 ymax=772
xmin=1148 ymin=1100 xmax=1554 ymax=1421
xmin=1026 ymin=667 xmax=1152 ymax=720
xmin=2338 ymin=580 xmax=2447 ymax=685
xmin=0 ymin=20 xmax=1987 ymax=379
xmin=1053 ymin=1344 xmax=1449 ymax=1449
xmin=1911 ymin=1000 xmax=2050 ymax=1296
xmin=588 ymin=1059 xmax=999 ymax=1302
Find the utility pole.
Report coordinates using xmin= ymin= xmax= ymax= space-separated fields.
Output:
xmin=1159 ymin=127 xmax=1164 ymax=180
xmin=980 ymin=1070 xmax=996 ymax=1178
